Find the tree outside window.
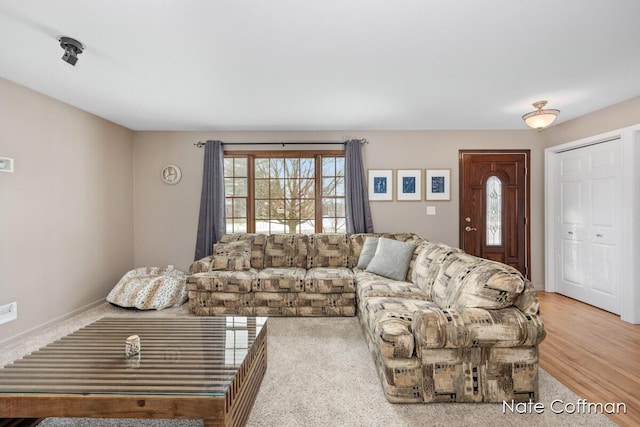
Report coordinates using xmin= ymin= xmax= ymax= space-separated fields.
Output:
xmin=224 ymin=152 xmax=344 ymax=234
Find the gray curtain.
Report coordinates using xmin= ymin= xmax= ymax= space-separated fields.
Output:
xmin=345 ymin=139 xmax=374 ymax=234
xmin=195 ymin=140 xmax=226 ymax=260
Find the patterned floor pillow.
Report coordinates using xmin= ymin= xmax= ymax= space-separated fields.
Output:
xmin=107 ymin=266 xmax=187 ymax=310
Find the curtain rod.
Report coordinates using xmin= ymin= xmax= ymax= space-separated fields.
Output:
xmin=193 ymin=139 xmax=369 ymax=148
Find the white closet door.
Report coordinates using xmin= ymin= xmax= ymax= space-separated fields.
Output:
xmin=555 ymin=139 xmax=621 ymax=313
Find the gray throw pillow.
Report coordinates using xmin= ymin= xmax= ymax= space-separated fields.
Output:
xmin=357 ymin=237 xmax=379 ymax=269
xmin=366 ymin=237 xmax=416 ymax=281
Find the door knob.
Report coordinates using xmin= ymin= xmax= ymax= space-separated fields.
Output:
xmin=465 ymin=226 xmax=477 ymax=232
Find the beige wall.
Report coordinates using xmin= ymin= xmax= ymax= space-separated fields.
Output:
xmin=133 ymin=130 xmax=545 ymax=287
xmin=4 ymin=72 xmax=635 ymax=342
xmin=0 ymin=78 xmax=134 ymax=343
xmin=133 ymin=131 xmax=351 ymax=271
xmin=545 ymin=96 xmax=640 ymax=147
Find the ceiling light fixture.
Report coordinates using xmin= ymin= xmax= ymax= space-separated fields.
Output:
xmin=522 ymin=100 xmax=560 ymax=131
xmin=58 ymin=36 xmax=84 ymax=66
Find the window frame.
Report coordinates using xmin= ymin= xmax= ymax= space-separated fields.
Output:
xmin=224 ymin=150 xmax=345 ymax=234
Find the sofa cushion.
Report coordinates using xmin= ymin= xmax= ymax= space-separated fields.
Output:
xmin=348 ymin=233 xmax=383 ymax=267
xmin=304 ymin=267 xmax=355 ymax=293
xmin=360 ymin=296 xmax=439 ymax=359
xmin=187 ymin=290 xmax=254 ymax=316
xmin=348 ymin=233 xmax=424 ymax=268
xmin=383 ymin=234 xmax=425 ymax=280
xmin=431 ymin=252 xmax=525 ymax=310
xmin=356 ymin=237 xmax=379 ymax=269
xmin=386 ymin=232 xmax=424 ymax=244
xmin=307 ymin=233 xmax=349 ymax=268
xmin=219 ymin=233 xmax=267 ymax=269
xmin=189 ymin=255 xmax=214 ymax=274
xmin=264 ymin=234 xmax=308 ymax=268
xmin=411 ymin=306 xmax=547 ymax=350
xmin=411 ymin=242 xmax=462 ymax=298
xmin=254 ymin=292 xmax=298 ymax=316
xmin=356 ymin=270 xmax=430 ymax=301
xmin=256 ymin=267 xmax=306 ymax=292
xmin=211 ymin=240 xmax=252 ymax=270
xmin=297 ymin=293 xmax=357 ymax=316
xmin=187 ymin=270 xmax=257 ymax=293
xmin=365 ymin=237 xmax=416 ymax=281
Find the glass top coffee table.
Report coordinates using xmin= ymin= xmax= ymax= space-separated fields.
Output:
xmin=0 ymin=316 xmax=268 ymax=427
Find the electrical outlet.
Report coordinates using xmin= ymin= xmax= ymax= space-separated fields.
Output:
xmin=0 ymin=302 xmax=17 ymax=324
xmin=0 ymin=157 xmax=14 ymax=173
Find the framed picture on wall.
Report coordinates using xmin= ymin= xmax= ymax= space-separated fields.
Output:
xmin=368 ymin=169 xmax=393 ymax=201
xmin=396 ymin=169 xmax=422 ymax=201
xmin=426 ymin=169 xmax=451 ymax=200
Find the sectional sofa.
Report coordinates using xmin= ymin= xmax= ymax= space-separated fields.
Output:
xmin=188 ymin=232 xmax=546 ymax=403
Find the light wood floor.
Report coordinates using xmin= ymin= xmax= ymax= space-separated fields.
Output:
xmin=538 ymin=291 xmax=640 ymax=427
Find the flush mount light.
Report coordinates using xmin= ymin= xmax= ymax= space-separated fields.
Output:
xmin=58 ymin=36 xmax=85 ymax=66
xmin=522 ymin=100 xmax=560 ymax=131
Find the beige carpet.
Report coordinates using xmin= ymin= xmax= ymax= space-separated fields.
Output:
xmin=1 ymin=303 xmax=615 ymax=427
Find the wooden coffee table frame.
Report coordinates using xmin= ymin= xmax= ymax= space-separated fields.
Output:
xmin=0 ymin=317 xmax=268 ymax=427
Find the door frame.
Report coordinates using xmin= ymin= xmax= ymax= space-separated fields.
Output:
xmin=458 ymin=149 xmax=531 ymax=278
xmin=544 ymin=124 xmax=640 ymax=324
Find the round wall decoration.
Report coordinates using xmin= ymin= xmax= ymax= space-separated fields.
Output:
xmin=161 ymin=164 xmax=182 ymax=185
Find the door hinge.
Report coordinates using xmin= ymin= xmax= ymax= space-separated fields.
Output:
xmin=524 ymin=217 xmax=528 ymax=225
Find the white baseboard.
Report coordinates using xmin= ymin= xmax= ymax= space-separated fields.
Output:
xmin=0 ymin=298 xmax=106 ymax=347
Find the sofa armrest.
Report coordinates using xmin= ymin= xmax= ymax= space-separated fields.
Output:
xmin=411 ymin=306 xmax=546 ymax=352
xmin=378 ymin=318 xmax=415 ymax=359
xmin=189 ymin=256 xmax=214 ymax=274
xmin=513 ymin=279 xmax=540 ymax=315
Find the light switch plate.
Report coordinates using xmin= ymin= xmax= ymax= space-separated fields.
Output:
xmin=426 ymin=206 xmax=436 ymax=216
xmin=0 ymin=157 xmax=14 ymax=173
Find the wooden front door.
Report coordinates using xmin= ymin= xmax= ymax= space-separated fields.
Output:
xmin=459 ymin=150 xmax=530 ymax=278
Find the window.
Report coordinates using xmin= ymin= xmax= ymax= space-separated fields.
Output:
xmin=224 ymin=151 xmax=345 ymax=234
xmin=321 ymin=156 xmax=346 ymax=233
xmin=224 ymin=158 xmax=249 ymax=233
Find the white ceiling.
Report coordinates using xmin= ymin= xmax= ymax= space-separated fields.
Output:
xmin=1 ymin=0 xmax=639 ymax=131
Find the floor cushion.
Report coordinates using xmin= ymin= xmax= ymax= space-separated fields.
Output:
xmin=107 ymin=266 xmax=187 ymax=310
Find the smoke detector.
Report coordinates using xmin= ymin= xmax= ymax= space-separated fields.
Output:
xmin=58 ymin=36 xmax=85 ymax=66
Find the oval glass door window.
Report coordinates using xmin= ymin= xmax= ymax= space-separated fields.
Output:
xmin=486 ymin=176 xmax=502 ymax=246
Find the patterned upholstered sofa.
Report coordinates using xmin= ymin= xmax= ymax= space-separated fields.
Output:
xmin=356 ymin=238 xmax=545 ymax=403
xmin=187 ymin=232 xmax=421 ymax=316
xmin=188 ymin=232 xmax=546 ymax=403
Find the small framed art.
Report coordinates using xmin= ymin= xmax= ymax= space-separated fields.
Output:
xmin=396 ymin=169 xmax=422 ymax=201
xmin=426 ymin=169 xmax=451 ymax=200
xmin=368 ymin=169 xmax=393 ymax=201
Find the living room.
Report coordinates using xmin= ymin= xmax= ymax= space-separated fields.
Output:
xmin=1 ymin=2 xmax=639 ymax=426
